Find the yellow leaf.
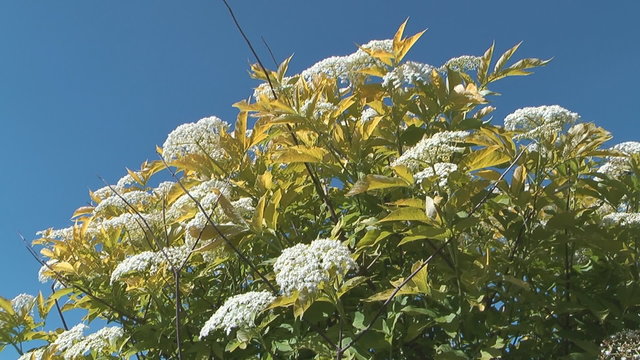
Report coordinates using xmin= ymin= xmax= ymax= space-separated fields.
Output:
xmin=463 ymin=146 xmax=511 ymax=171
xmin=393 ymin=165 xmax=414 ymax=184
xmin=252 ymin=195 xmax=267 ymax=230
xmin=52 ymin=262 xmax=75 ymax=274
xmin=389 ymin=198 xmax=424 ymax=208
xmin=272 ymin=146 xmax=328 ymax=164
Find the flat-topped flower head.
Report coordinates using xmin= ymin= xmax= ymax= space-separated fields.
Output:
xmin=110 ymin=244 xmax=191 ymax=283
xmin=598 ymin=141 xmax=640 ymax=177
xmin=392 ymin=131 xmax=469 ymax=170
xmin=414 ymin=162 xmax=458 ymax=187
xmin=273 ymin=239 xmax=357 ymax=296
xmin=162 ymin=116 xmax=229 ymax=161
xmin=199 ymin=291 xmax=275 ymax=337
xmin=11 ymin=293 xmax=36 ymax=314
xmin=63 ymin=326 xmax=123 ymax=360
xmin=301 ymin=39 xmax=393 ymax=84
xmin=503 ymin=105 xmax=580 ymax=140
xmin=52 ymin=324 xmax=88 ymax=352
xmin=383 ymin=61 xmax=435 ymax=89
xmin=439 ymin=55 xmax=482 ymax=72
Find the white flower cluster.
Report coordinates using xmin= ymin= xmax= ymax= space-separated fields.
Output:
xmin=38 ymin=260 xmax=58 ymax=283
xmin=300 ymin=99 xmax=337 ymax=119
xmin=11 ymin=293 xmax=35 ymax=314
xmin=199 ymin=291 xmax=275 ymax=337
xmin=382 ymin=61 xmax=434 ymax=89
xmin=63 ymin=326 xmax=123 ymax=360
xmin=274 ymin=239 xmax=357 ymax=296
xmin=599 ymin=329 xmax=640 ymax=359
xmin=599 ymin=141 xmax=640 ymax=177
xmin=162 ymin=116 xmax=229 ymax=161
xmin=360 ymin=107 xmax=378 ymax=123
xmin=439 ymin=55 xmax=482 ymax=72
xmin=52 ymin=324 xmax=88 ymax=352
xmin=36 ymin=226 xmax=75 ymax=242
xmin=99 ymin=212 xmax=162 ymax=244
xmin=93 ymin=190 xmax=154 ymax=215
xmin=301 ymin=39 xmax=393 ymax=83
xmin=503 ymin=105 xmax=580 ymax=140
xmin=167 ymin=179 xmax=231 ymax=222
xmin=601 ymin=212 xmax=640 ymax=228
xmin=92 ymin=172 xmax=142 ymax=201
xmin=17 ymin=348 xmax=44 ymax=360
xmin=392 ymin=131 xmax=469 ymax=170
xmin=414 ymin=162 xmax=458 ymax=187
xmin=110 ymin=244 xmax=191 ymax=283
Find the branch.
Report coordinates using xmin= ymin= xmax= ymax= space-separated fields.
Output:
xmin=339 ymin=149 xmax=526 ymax=354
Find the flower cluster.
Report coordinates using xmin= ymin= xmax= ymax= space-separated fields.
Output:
xmin=414 ymin=162 xmax=458 ymax=187
xmin=162 ymin=116 xmax=229 ymax=161
xmin=599 ymin=141 xmax=640 ymax=177
xmin=17 ymin=349 xmax=44 ymax=360
xmin=11 ymin=293 xmax=35 ymax=314
xmin=382 ymin=61 xmax=434 ymax=89
xmin=439 ymin=55 xmax=482 ymax=72
xmin=110 ymin=244 xmax=192 ymax=283
xmin=93 ymin=190 xmax=154 ymax=215
xmin=599 ymin=329 xmax=640 ymax=359
xmin=199 ymin=291 xmax=275 ymax=337
xmin=392 ymin=131 xmax=469 ymax=170
xmin=601 ymin=212 xmax=640 ymax=228
xmin=301 ymin=39 xmax=393 ymax=84
xmin=273 ymin=239 xmax=357 ymax=296
xmin=52 ymin=324 xmax=88 ymax=352
xmin=63 ymin=326 xmax=123 ymax=360
xmin=503 ymin=105 xmax=580 ymax=140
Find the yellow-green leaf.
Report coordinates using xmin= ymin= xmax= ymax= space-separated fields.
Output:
xmin=379 ymin=207 xmax=430 ymax=223
xmin=347 ymin=175 xmax=410 ymax=196
xmin=272 ymin=146 xmax=328 ymax=164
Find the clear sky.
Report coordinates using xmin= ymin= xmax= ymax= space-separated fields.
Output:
xmin=1 ymin=0 xmax=638 ymax=356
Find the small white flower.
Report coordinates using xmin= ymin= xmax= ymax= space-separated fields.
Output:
xmin=598 ymin=141 xmax=640 ymax=178
xmin=503 ymin=105 xmax=579 ymax=140
xmin=11 ymin=293 xmax=36 ymax=314
xmin=392 ymin=131 xmax=469 ymax=170
xmin=301 ymin=39 xmax=393 ymax=84
xmin=383 ymin=61 xmax=434 ymax=89
xmin=439 ymin=55 xmax=482 ymax=72
xmin=414 ymin=162 xmax=458 ymax=187
xmin=273 ymin=239 xmax=357 ymax=296
xmin=110 ymin=244 xmax=191 ymax=283
xmin=63 ymin=326 xmax=123 ymax=359
xmin=199 ymin=291 xmax=274 ymax=337
xmin=162 ymin=116 xmax=229 ymax=161
xmin=17 ymin=348 xmax=45 ymax=360
xmin=52 ymin=324 xmax=88 ymax=352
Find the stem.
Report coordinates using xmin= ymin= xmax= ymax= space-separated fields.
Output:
xmin=174 ymin=270 xmax=183 ymax=360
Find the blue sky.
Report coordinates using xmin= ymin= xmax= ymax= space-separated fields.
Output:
xmin=1 ymin=0 xmax=638 ymax=355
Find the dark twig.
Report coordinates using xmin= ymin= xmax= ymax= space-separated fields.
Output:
xmin=160 ymin=157 xmax=337 ymax=349
xmin=51 ymin=283 xmax=69 ymax=330
xmin=261 ymin=36 xmax=279 ymax=67
xmin=220 ymin=0 xmax=340 ymax=226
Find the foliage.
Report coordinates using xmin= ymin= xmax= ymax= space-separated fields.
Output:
xmin=2 ymin=21 xmax=640 ymax=359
